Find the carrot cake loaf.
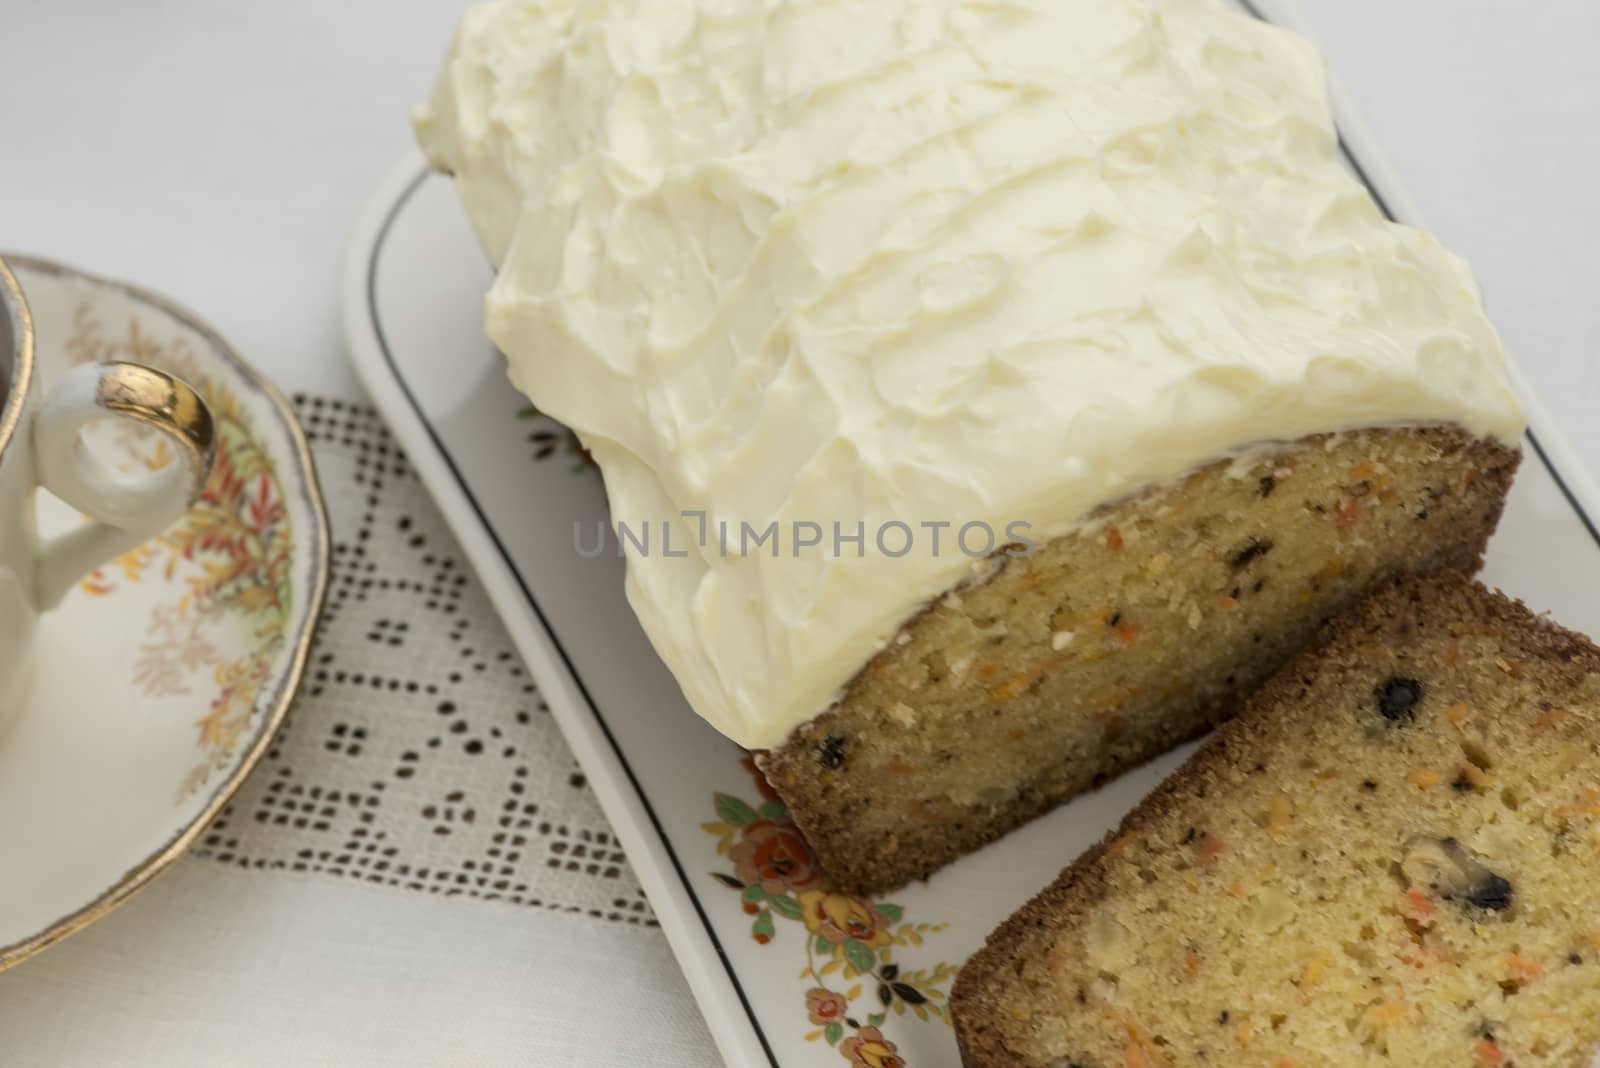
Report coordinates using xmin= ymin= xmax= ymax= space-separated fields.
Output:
xmin=415 ymin=0 xmax=1525 ymax=891
xmin=952 ymin=574 xmax=1600 ymax=1068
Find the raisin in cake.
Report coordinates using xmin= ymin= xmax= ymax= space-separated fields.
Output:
xmin=953 ymin=574 xmax=1600 ymax=1067
xmin=415 ymin=0 xmax=1525 ymax=892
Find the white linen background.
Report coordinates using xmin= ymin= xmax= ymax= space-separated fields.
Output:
xmin=1 ymin=1 xmax=1598 ymax=1064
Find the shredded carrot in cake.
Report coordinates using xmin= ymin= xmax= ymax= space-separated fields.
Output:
xmin=986 ymin=676 xmax=1030 ymax=702
xmin=1115 ymin=620 xmax=1142 ymax=647
xmin=1532 ymin=709 xmax=1568 ymax=730
xmin=1446 ymin=703 xmax=1470 ymax=726
xmin=1402 ymin=889 xmax=1437 ymax=917
xmin=1121 ymin=1023 xmax=1169 ymax=1068
xmin=1125 ymin=1041 xmax=1169 ymax=1068
xmin=1104 ymin=526 xmax=1124 ymax=551
xmin=1408 ymin=769 xmax=1441 ymax=789
xmin=1475 ymin=1038 xmax=1505 ymax=1066
xmin=1215 ymin=595 xmax=1239 ymax=613
xmin=1506 ymin=953 xmax=1543 ymax=980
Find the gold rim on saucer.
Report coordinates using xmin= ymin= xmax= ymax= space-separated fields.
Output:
xmin=0 ymin=259 xmax=37 ymax=470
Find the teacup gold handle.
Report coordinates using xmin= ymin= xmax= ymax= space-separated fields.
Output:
xmin=31 ymin=361 xmax=216 ymax=609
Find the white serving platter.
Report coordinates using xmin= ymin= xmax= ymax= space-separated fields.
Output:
xmin=342 ymin=4 xmax=1600 ymax=1063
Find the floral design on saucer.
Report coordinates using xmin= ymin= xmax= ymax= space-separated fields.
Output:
xmin=65 ymin=305 xmax=296 ymax=797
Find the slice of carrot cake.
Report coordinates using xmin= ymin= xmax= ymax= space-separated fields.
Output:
xmin=954 ymin=574 xmax=1600 ymax=1067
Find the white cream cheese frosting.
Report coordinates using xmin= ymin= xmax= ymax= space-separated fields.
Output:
xmin=415 ymin=0 xmax=1525 ymax=749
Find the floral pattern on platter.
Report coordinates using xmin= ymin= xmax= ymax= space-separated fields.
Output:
xmin=703 ymin=759 xmax=955 ymax=1065
xmin=65 ymin=302 xmax=293 ymax=799
xmin=515 ymin=403 xmax=592 ymax=472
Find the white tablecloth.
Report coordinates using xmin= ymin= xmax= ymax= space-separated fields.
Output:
xmin=2 ymin=1 xmax=1598 ymax=1064
xmin=0 ymin=864 xmax=705 ymax=1067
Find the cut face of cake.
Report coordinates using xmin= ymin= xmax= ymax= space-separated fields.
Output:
xmin=952 ymin=574 xmax=1600 ymax=1068
xmin=762 ymin=427 xmax=1518 ymax=891
xmin=416 ymin=0 xmax=1525 ymax=890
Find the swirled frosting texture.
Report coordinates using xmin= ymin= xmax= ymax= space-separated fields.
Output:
xmin=416 ymin=0 xmax=1525 ymax=748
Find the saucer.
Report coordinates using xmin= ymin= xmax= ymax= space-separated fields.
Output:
xmin=0 ymin=255 xmax=329 ymax=969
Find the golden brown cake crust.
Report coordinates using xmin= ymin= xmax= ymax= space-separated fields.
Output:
xmin=951 ymin=573 xmax=1600 ymax=1068
xmin=761 ymin=427 xmax=1519 ymax=895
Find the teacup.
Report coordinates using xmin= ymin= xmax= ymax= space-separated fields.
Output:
xmin=0 ymin=257 xmax=215 ymax=717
